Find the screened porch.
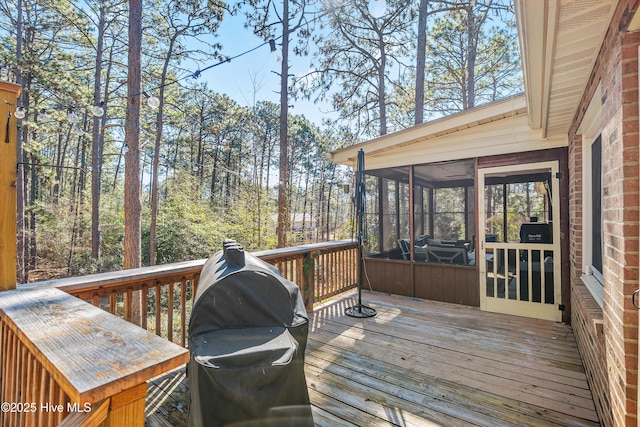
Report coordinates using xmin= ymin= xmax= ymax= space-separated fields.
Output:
xmin=358 ymin=149 xmax=569 ymax=322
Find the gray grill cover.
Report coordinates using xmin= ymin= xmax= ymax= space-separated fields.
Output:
xmin=188 ymin=240 xmax=312 ymax=427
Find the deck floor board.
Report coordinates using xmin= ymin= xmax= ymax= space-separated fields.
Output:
xmin=146 ymin=291 xmax=599 ymax=427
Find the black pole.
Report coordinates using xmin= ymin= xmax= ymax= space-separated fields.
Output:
xmin=346 ymin=149 xmax=376 ymax=318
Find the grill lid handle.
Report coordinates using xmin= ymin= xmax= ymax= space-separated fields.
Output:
xmin=223 ymin=239 xmax=245 ymax=268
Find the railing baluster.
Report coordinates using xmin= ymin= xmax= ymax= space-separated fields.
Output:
xmin=24 ymin=350 xmax=32 ymax=427
xmin=320 ymin=253 xmax=327 ymax=299
xmin=37 ymin=366 xmax=46 ymax=427
xmin=110 ymin=293 xmax=117 ymax=315
xmin=180 ymin=280 xmax=187 ymax=347
xmin=155 ymin=284 xmax=161 ymax=337
xmin=124 ymin=288 xmax=132 ymax=322
xmin=168 ymin=282 xmax=174 ymax=343
xmin=331 ymin=252 xmax=340 ymax=293
xmin=191 ymin=275 xmax=199 ymax=300
xmin=141 ymin=284 xmax=148 ymax=331
xmin=10 ymin=327 xmax=18 ymax=406
xmin=339 ymin=249 xmax=344 ymax=292
xmin=331 ymin=251 xmax=336 ymax=296
xmin=57 ymin=384 xmax=67 ymax=425
xmin=324 ymin=252 xmax=329 ymax=296
xmin=328 ymin=252 xmax=333 ymax=296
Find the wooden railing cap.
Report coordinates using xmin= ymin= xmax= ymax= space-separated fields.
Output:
xmin=0 ymin=286 xmax=189 ymax=403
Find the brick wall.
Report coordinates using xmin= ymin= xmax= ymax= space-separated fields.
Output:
xmin=569 ymin=134 xmax=583 ymax=281
xmin=569 ymin=128 xmax=614 ymax=425
xmin=602 ymin=27 xmax=640 ymax=427
xmin=572 ymin=280 xmax=612 ymax=426
xmin=569 ymin=1 xmax=640 ymax=425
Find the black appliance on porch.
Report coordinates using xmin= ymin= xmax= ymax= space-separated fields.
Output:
xmin=188 ymin=239 xmax=313 ymax=427
xmin=519 ymin=222 xmax=554 ymax=303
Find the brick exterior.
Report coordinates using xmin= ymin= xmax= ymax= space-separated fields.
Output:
xmin=569 ymin=1 xmax=640 ymax=425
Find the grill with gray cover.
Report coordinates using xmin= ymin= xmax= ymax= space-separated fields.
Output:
xmin=188 ymin=240 xmax=312 ymax=427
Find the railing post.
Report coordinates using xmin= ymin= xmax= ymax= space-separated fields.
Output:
xmin=303 ymin=250 xmax=317 ymax=311
xmin=0 ymin=81 xmax=21 ymax=291
xmin=103 ymin=383 xmax=147 ymax=426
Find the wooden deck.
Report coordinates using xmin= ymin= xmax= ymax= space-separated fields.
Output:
xmin=146 ymin=291 xmax=599 ymax=426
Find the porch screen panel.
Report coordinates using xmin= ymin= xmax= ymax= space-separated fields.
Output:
xmin=433 ymin=187 xmax=468 ymax=241
xmin=466 ymin=186 xmax=476 ymax=244
xmin=485 ymin=184 xmax=505 ymax=241
xmin=363 ymin=174 xmax=379 ymax=255
xmin=398 ymin=181 xmax=410 ymax=243
xmin=412 ymin=185 xmax=425 ymax=238
xmin=506 ymin=181 xmax=548 ymax=242
xmin=360 ymin=168 xmax=410 ymax=256
xmin=382 ymin=178 xmax=398 ymax=252
xmin=417 ymin=187 xmax=432 ymax=238
xmin=484 ymin=182 xmax=548 ymax=242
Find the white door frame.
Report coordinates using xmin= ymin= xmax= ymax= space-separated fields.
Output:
xmin=478 ymin=161 xmax=562 ymax=322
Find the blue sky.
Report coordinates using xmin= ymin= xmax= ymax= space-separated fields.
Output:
xmin=192 ymin=11 xmax=335 ymax=125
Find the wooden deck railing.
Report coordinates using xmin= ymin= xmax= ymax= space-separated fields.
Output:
xmin=29 ymin=240 xmax=358 ymax=346
xmin=255 ymin=240 xmax=359 ymax=309
xmin=0 ymin=287 xmax=189 ymax=427
xmin=39 ymin=240 xmax=358 ymax=347
xmin=0 ymin=240 xmax=356 ymax=426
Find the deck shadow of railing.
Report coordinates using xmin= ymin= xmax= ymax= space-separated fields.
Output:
xmin=0 ymin=240 xmax=358 ymax=427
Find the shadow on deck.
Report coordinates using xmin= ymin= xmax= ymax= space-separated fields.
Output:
xmin=146 ymin=291 xmax=599 ymax=427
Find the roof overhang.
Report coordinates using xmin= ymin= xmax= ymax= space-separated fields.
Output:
xmin=331 ymin=94 xmax=567 ymax=170
xmin=514 ymin=0 xmax=615 ymax=138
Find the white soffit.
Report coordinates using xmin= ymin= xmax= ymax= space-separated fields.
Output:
xmin=331 ymin=95 xmax=528 ymax=167
xmin=516 ymin=0 xmax=615 ymax=138
xmin=330 ymin=94 xmax=567 ymax=171
xmin=361 ymin=114 xmax=567 ymax=171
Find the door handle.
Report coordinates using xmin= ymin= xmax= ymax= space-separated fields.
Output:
xmin=633 ymin=289 xmax=640 ymax=309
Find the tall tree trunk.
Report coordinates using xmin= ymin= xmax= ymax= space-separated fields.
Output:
xmin=325 ymin=165 xmax=336 ymax=240
xmin=70 ymin=116 xmax=87 ymax=208
xmin=196 ymin=107 xmax=205 ymax=185
xmin=277 ymin=0 xmax=290 ymax=248
xmin=125 ymin=0 xmax=143 ymax=269
xmin=28 ymin=154 xmax=37 ymax=275
xmin=466 ymin=4 xmax=477 ymax=109
xmin=318 ymin=178 xmax=325 ymax=240
xmin=91 ymin=1 xmax=106 ymax=260
xmin=53 ymin=128 xmax=72 ymax=204
xmin=101 ymin=44 xmax=114 ymax=192
xmin=210 ymin=137 xmax=220 ymax=204
xmin=376 ymin=24 xmax=387 ymax=136
xmin=301 ymin=154 xmax=310 ymax=240
xmin=224 ymin=146 xmax=232 ymax=208
xmin=256 ymin=127 xmax=265 ymax=247
xmin=125 ymin=0 xmax=143 ymax=324
xmin=415 ymin=0 xmax=428 ymax=125
xmin=149 ymin=34 xmax=177 ymax=266
xmin=15 ymin=0 xmax=25 ymax=283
